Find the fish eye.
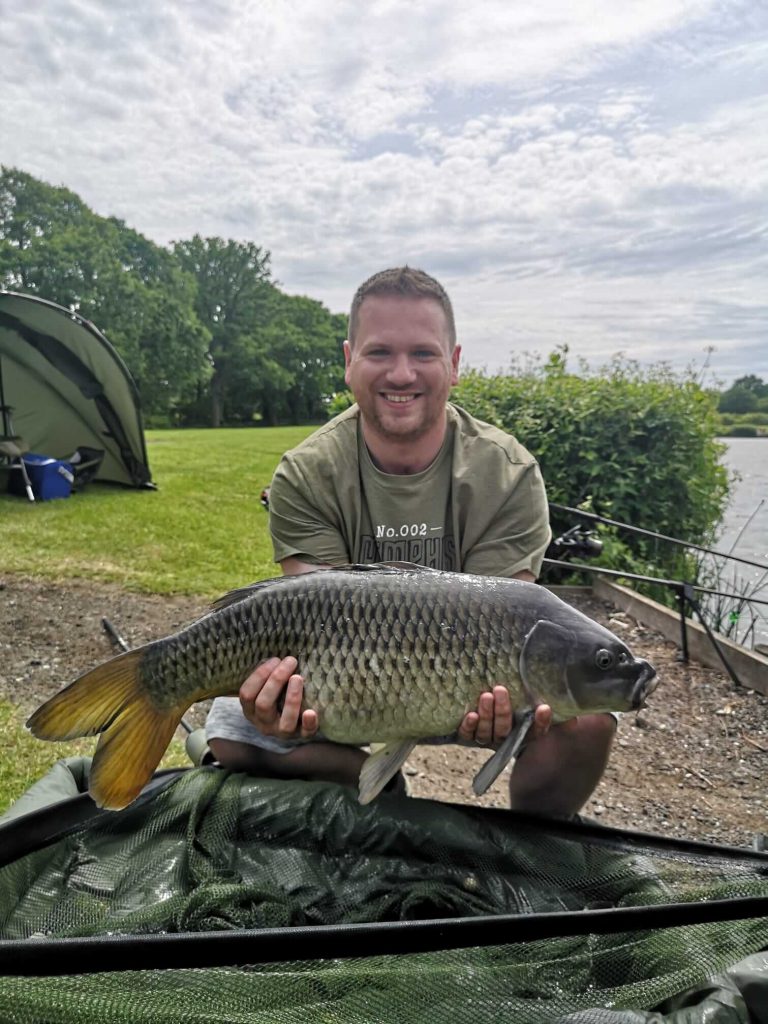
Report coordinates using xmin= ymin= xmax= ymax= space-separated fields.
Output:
xmin=595 ymin=649 xmax=615 ymax=670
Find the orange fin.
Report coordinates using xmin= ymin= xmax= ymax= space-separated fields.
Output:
xmin=89 ymin=703 xmax=181 ymax=810
xmin=27 ymin=649 xmax=148 ymax=740
xmin=26 ymin=648 xmax=184 ymax=810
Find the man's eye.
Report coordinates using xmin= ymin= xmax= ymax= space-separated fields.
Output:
xmin=414 ymin=350 xmax=436 ymax=359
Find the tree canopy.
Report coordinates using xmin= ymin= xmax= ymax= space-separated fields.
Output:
xmin=0 ymin=167 xmax=346 ymax=426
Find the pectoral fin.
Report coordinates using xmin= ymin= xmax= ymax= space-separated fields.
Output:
xmin=358 ymin=739 xmax=417 ymax=804
xmin=471 ymin=709 xmax=535 ymax=796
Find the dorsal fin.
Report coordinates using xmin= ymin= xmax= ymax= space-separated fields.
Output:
xmin=209 ymin=575 xmax=291 ymax=612
xmin=209 ymin=562 xmax=439 ymax=612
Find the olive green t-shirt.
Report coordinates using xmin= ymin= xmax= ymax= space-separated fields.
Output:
xmin=268 ymin=403 xmax=551 ymax=578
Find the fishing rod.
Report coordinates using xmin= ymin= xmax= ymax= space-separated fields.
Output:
xmin=542 ymin=560 xmax=768 ymax=608
xmin=549 ymin=502 xmax=768 ymax=573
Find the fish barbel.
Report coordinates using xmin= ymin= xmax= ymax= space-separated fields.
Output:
xmin=27 ymin=563 xmax=657 ymax=810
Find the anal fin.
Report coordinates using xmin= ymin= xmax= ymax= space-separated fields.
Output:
xmin=358 ymin=739 xmax=416 ymax=805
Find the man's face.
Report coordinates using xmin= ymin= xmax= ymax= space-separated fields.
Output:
xmin=344 ymin=295 xmax=460 ymax=443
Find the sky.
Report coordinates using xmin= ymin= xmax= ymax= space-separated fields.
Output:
xmin=1 ymin=0 xmax=766 ymax=385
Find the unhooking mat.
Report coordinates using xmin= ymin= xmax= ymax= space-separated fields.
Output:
xmin=0 ymin=760 xmax=767 ymax=1023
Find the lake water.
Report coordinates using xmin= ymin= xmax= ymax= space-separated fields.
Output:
xmin=713 ymin=438 xmax=768 ymax=648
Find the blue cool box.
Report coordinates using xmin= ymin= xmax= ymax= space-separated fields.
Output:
xmin=8 ymin=453 xmax=74 ymax=501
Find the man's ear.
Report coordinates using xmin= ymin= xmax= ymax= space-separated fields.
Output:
xmin=450 ymin=344 xmax=461 ymax=385
xmin=343 ymin=340 xmax=352 ymax=386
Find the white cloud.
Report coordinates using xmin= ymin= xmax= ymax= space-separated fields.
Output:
xmin=0 ymin=0 xmax=765 ymax=383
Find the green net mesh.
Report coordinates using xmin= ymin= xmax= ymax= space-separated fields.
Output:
xmin=1 ymin=767 xmax=767 ymax=1023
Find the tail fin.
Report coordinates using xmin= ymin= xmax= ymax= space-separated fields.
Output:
xmin=26 ymin=649 xmax=183 ymax=810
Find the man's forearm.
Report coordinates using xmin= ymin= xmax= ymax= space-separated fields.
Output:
xmin=209 ymin=737 xmax=366 ymax=787
xmin=508 ymin=714 xmax=616 ymax=818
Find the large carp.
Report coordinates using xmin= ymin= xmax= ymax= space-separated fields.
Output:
xmin=27 ymin=563 xmax=657 ymax=810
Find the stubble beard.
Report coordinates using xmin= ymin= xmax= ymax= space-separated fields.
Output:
xmin=363 ymin=396 xmax=443 ymax=445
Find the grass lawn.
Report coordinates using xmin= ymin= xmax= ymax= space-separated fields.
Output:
xmin=0 ymin=425 xmax=315 ymax=814
xmin=0 ymin=425 xmax=315 ymax=598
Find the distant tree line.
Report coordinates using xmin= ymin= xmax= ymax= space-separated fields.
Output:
xmin=716 ymin=375 xmax=768 ymax=415
xmin=0 ymin=167 xmax=347 ymax=426
xmin=714 ymin=376 xmax=768 ymax=437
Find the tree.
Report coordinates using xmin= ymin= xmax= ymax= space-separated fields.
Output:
xmin=1 ymin=168 xmax=348 ymax=427
xmin=173 ymin=238 xmax=346 ymax=427
xmin=0 ymin=167 xmax=210 ymax=422
xmin=719 ymin=386 xmax=758 ymax=414
xmin=252 ymin=294 xmax=346 ymax=425
xmin=732 ymin=375 xmax=767 ymax=397
xmin=173 ymin=236 xmax=275 ymax=427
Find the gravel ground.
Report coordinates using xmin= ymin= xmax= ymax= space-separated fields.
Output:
xmin=1 ymin=573 xmax=766 ymax=848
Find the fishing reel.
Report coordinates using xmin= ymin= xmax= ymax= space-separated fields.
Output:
xmin=546 ymin=523 xmax=604 ymax=562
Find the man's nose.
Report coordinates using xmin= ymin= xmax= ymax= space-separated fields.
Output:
xmin=386 ymin=354 xmax=417 ymax=385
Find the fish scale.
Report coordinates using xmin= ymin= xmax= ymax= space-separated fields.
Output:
xmin=27 ymin=563 xmax=657 ymax=810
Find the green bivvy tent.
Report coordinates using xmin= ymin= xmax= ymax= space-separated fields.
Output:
xmin=0 ymin=291 xmax=153 ymax=488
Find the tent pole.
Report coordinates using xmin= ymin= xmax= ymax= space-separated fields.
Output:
xmin=0 ymin=356 xmax=10 ymax=437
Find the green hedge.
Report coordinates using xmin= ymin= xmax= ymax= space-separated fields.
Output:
xmin=724 ymin=424 xmax=760 ymax=437
xmin=451 ymin=353 xmax=729 ymax=583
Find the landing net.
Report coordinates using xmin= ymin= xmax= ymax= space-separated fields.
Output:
xmin=1 ymin=765 xmax=766 ymax=1023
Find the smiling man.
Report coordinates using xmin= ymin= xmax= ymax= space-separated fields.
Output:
xmin=206 ymin=267 xmax=618 ymax=816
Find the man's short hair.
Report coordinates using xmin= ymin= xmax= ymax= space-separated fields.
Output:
xmin=348 ymin=267 xmax=457 ymax=349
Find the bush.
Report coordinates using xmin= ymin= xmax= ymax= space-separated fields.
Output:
xmin=326 ymin=391 xmax=355 ymax=417
xmin=726 ymin=425 xmax=759 ymax=437
xmin=452 ymin=352 xmax=729 ymax=585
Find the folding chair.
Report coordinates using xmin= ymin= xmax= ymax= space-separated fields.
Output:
xmin=0 ymin=418 xmax=35 ymax=502
xmin=0 ymin=357 xmax=35 ymax=501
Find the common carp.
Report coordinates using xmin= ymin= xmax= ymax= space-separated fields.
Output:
xmin=27 ymin=563 xmax=657 ymax=810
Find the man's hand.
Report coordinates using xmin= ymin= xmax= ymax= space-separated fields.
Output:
xmin=239 ymin=657 xmax=318 ymax=740
xmin=457 ymin=687 xmax=553 ymax=748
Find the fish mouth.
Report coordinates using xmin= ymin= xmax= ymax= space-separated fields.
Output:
xmin=630 ymin=660 xmax=658 ymax=709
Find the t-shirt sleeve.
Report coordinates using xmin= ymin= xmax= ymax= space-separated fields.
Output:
xmin=462 ymin=461 xmax=551 ymax=578
xmin=269 ymin=456 xmax=351 ymax=566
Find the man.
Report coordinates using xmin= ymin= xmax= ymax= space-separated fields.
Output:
xmin=206 ymin=267 xmax=616 ymax=816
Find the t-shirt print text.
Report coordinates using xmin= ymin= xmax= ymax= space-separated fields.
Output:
xmin=375 ymin=522 xmax=439 ymax=540
xmin=359 ymin=531 xmax=456 ymax=570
